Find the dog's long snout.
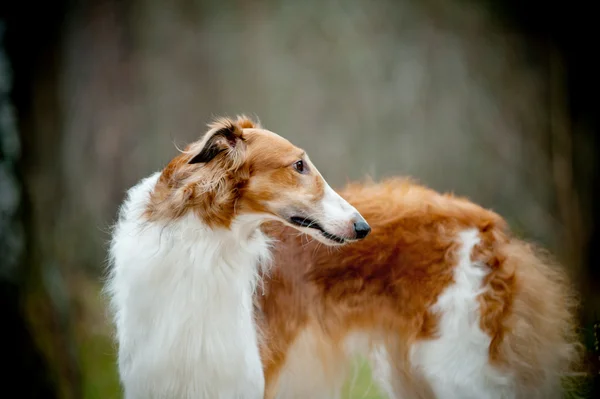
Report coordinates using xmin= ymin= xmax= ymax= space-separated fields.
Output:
xmin=353 ymin=216 xmax=371 ymax=239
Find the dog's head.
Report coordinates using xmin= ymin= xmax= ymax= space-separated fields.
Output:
xmin=146 ymin=115 xmax=370 ymax=245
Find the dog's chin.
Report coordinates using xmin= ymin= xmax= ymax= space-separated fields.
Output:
xmin=285 ymin=216 xmax=351 ymax=246
xmin=305 ymin=230 xmax=349 ymax=246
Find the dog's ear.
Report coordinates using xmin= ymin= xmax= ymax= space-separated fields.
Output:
xmin=188 ymin=118 xmax=246 ymax=165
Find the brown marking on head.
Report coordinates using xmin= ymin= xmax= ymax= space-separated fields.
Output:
xmin=144 ymin=115 xmax=250 ymax=228
xmin=144 ymin=115 xmax=369 ymax=243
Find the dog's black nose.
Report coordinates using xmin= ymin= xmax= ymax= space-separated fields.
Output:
xmin=353 ymin=220 xmax=371 ymax=239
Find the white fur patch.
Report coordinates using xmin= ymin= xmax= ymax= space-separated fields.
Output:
xmin=369 ymin=344 xmax=397 ymax=399
xmin=410 ymin=228 xmax=514 ymax=399
xmin=107 ymin=172 xmax=271 ymax=399
xmin=319 ymin=183 xmax=360 ymax=235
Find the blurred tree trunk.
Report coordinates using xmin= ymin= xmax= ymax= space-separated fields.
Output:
xmin=1 ymin=23 xmax=59 ymax=399
xmin=494 ymin=0 xmax=600 ymax=392
xmin=547 ymin=4 xmax=600 ymax=388
xmin=1 ymin=1 xmax=82 ymax=398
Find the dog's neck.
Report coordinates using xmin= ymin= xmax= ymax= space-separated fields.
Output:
xmin=111 ymin=172 xmax=272 ymax=304
xmin=160 ymin=210 xmax=271 ymax=277
xmin=108 ymin=172 xmax=271 ymax=397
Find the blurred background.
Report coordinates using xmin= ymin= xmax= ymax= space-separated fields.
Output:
xmin=1 ymin=0 xmax=598 ymax=398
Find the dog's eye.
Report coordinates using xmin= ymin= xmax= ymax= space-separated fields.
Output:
xmin=293 ymin=160 xmax=305 ymax=173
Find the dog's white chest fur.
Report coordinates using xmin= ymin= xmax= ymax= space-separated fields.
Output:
xmin=107 ymin=173 xmax=269 ymax=399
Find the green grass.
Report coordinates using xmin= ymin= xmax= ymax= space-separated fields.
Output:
xmin=342 ymin=357 xmax=387 ymax=399
xmin=79 ymin=333 xmax=120 ymax=399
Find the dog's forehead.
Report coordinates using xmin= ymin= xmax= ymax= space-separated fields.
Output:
xmin=243 ymin=128 xmax=306 ymax=170
xmin=245 ymin=129 xmax=303 ymax=155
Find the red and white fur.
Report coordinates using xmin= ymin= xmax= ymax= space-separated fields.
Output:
xmin=258 ymin=178 xmax=581 ymax=399
xmin=106 ymin=116 xmax=370 ymax=399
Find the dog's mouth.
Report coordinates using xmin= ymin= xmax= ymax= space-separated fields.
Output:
xmin=289 ymin=216 xmax=346 ymax=244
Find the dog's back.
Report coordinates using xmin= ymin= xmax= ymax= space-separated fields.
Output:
xmin=258 ymin=178 xmax=581 ymax=399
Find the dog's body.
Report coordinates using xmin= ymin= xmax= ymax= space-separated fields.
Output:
xmin=107 ymin=116 xmax=370 ymax=399
xmin=107 ymin=114 xmax=578 ymax=398
xmin=259 ymin=178 xmax=580 ymax=399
